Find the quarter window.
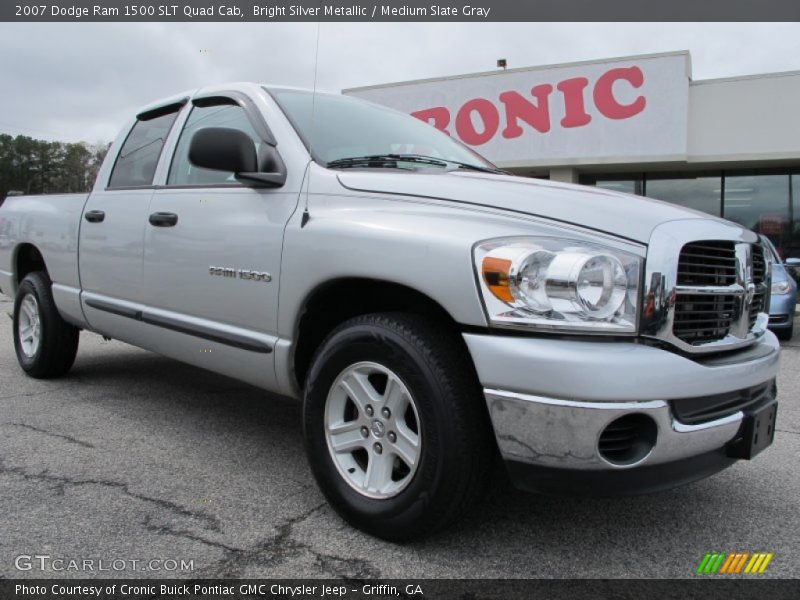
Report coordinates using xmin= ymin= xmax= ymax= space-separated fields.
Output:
xmin=108 ymin=108 xmax=180 ymax=188
xmin=168 ymin=102 xmax=261 ymax=186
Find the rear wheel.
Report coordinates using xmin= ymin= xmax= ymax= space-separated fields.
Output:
xmin=303 ymin=312 xmax=494 ymax=541
xmin=13 ymin=271 xmax=79 ymax=378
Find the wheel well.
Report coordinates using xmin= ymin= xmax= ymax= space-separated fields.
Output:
xmin=15 ymin=244 xmax=47 ymax=286
xmin=293 ymin=279 xmax=459 ymax=389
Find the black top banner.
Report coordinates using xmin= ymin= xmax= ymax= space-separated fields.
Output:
xmin=3 ymin=0 xmax=800 ymax=22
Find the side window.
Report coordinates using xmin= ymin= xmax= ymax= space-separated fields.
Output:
xmin=108 ymin=108 xmax=180 ymax=188
xmin=168 ymin=102 xmax=261 ymax=186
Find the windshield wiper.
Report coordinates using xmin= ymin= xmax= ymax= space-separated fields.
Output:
xmin=326 ymin=154 xmax=448 ymax=170
xmin=395 ymin=154 xmax=507 ymax=174
xmin=325 ymin=154 xmax=508 ymax=175
xmin=446 ymin=159 xmax=508 ymax=175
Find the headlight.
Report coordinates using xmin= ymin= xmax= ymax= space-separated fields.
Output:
xmin=475 ymin=237 xmax=641 ymax=333
xmin=772 ymin=279 xmax=791 ymax=295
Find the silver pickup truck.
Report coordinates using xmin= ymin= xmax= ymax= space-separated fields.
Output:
xmin=0 ymin=83 xmax=781 ymax=540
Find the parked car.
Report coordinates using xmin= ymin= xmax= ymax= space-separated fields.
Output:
xmin=0 ymin=84 xmax=781 ymax=540
xmin=761 ymin=236 xmax=797 ymax=341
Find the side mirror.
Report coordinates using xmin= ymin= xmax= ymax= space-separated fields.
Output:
xmin=189 ymin=127 xmax=257 ymax=173
xmin=785 ymin=257 xmax=800 ymax=268
xmin=188 ymin=127 xmax=286 ymax=188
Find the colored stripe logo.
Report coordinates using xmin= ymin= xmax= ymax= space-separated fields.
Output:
xmin=697 ymin=552 xmax=773 ymax=574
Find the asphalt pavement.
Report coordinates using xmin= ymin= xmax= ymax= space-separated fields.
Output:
xmin=1 ymin=295 xmax=798 ymax=579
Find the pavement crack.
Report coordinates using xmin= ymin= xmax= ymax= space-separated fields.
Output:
xmin=0 ymin=457 xmax=221 ymax=532
xmin=5 ymin=422 xmax=95 ymax=448
xmin=0 ymin=386 xmax=72 ymax=401
xmin=200 ymin=502 xmax=380 ymax=579
xmin=776 ymin=428 xmax=800 ymax=436
xmin=143 ymin=515 xmax=242 ymax=553
xmin=205 ymin=502 xmax=326 ymax=577
xmin=312 ymin=552 xmax=381 ymax=579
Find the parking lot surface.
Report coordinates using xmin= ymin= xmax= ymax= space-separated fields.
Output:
xmin=1 ymin=295 xmax=798 ymax=579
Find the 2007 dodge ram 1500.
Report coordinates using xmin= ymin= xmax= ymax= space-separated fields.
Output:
xmin=0 ymin=83 xmax=781 ymax=540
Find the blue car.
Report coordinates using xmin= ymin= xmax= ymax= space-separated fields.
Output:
xmin=761 ymin=236 xmax=798 ymax=341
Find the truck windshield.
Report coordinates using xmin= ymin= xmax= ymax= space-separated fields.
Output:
xmin=268 ymin=88 xmax=499 ymax=173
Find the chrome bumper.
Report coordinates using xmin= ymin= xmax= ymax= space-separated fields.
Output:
xmin=464 ymin=331 xmax=780 ymax=473
xmin=485 ymin=390 xmax=744 ymax=470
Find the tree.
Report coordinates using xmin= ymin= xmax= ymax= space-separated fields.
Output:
xmin=0 ymin=134 xmax=109 ymax=200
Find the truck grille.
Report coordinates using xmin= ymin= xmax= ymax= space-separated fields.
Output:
xmin=672 ymin=241 xmax=767 ymax=346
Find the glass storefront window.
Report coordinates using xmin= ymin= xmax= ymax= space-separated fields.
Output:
xmin=645 ymin=175 xmax=722 ymax=216
xmin=723 ymin=174 xmax=790 ymax=255
xmin=591 ymin=177 xmax=643 ymax=195
xmin=790 ymin=174 xmax=800 ymax=260
xmin=582 ymin=170 xmax=799 ymax=261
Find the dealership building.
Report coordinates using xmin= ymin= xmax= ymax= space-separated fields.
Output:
xmin=345 ymin=51 xmax=800 ymax=259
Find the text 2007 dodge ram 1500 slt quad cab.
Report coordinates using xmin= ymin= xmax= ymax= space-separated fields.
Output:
xmin=0 ymin=83 xmax=781 ymax=540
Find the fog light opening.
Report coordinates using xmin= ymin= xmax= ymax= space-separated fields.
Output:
xmin=598 ymin=414 xmax=658 ymax=466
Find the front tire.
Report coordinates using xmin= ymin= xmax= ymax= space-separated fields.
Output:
xmin=13 ymin=271 xmax=79 ymax=378
xmin=303 ymin=313 xmax=494 ymax=541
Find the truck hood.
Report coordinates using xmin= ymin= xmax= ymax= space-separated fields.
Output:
xmin=337 ymin=170 xmax=721 ymax=244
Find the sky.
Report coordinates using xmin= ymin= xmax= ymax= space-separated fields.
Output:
xmin=1 ymin=22 xmax=799 ymax=143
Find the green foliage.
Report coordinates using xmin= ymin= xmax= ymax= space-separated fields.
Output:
xmin=0 ymin=134 xmax=109 ymax=199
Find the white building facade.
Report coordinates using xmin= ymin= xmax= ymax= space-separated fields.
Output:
xmin=345 ymin=51 xmax=800 ymax=259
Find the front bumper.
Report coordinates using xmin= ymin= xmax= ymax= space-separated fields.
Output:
xmin=464 ymin=331 xmax=780 ymax=494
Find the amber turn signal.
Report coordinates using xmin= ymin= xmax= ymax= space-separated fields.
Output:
xmin=481 ymin=256 xmax=514 ymax=303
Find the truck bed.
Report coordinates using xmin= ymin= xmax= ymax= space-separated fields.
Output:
xmin=0 ymin=193 xmax=89 ymax=300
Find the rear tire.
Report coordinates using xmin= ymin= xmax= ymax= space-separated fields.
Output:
xmin=303 ymin=312 xmax=494 ymax=541
xmin=13 ymin=271 xmax=79 ymax=379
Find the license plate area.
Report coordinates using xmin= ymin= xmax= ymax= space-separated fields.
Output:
xmin=727 ymin=401 xmax=778 ymax=460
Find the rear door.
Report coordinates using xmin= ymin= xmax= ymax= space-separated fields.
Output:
xmin=141 ymin=94 xmax=300 ymax=389
xmin=79 ymin=102 xmax=184 ymax=341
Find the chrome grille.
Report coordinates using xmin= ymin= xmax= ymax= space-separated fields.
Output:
xmin=674 ymin=241 xmax=738 ymax=344
xmin=641 ymin=221 xmax=769 ymax=355
xmin=673 ymin=294 xmax=737 ymax=344
xmin=672 ymin=240 xmax=767 ymax=346
xmin=676 ymin=241 xmax=737 ymax=286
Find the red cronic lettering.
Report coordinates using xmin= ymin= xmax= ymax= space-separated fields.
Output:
xmin=498 ymin=84 xmax=553 ymax=138
xmin=412 ymin=64 xmax=647 ymax=145
xmin=556 ymin=77 xmax=592 ymax=128
xmin=411 ymin=106 xmax=451 ymax=134
xmin=593 ymin=66 xmax=646 ymax=120
xmin=455 ymin=98 xmax=499 ymax=145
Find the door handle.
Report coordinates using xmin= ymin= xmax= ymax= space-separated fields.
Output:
xmin=148 ymin=212 xmax=179 ymax=227
xmin=84 ymin=210 xmax=105 ymax=223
